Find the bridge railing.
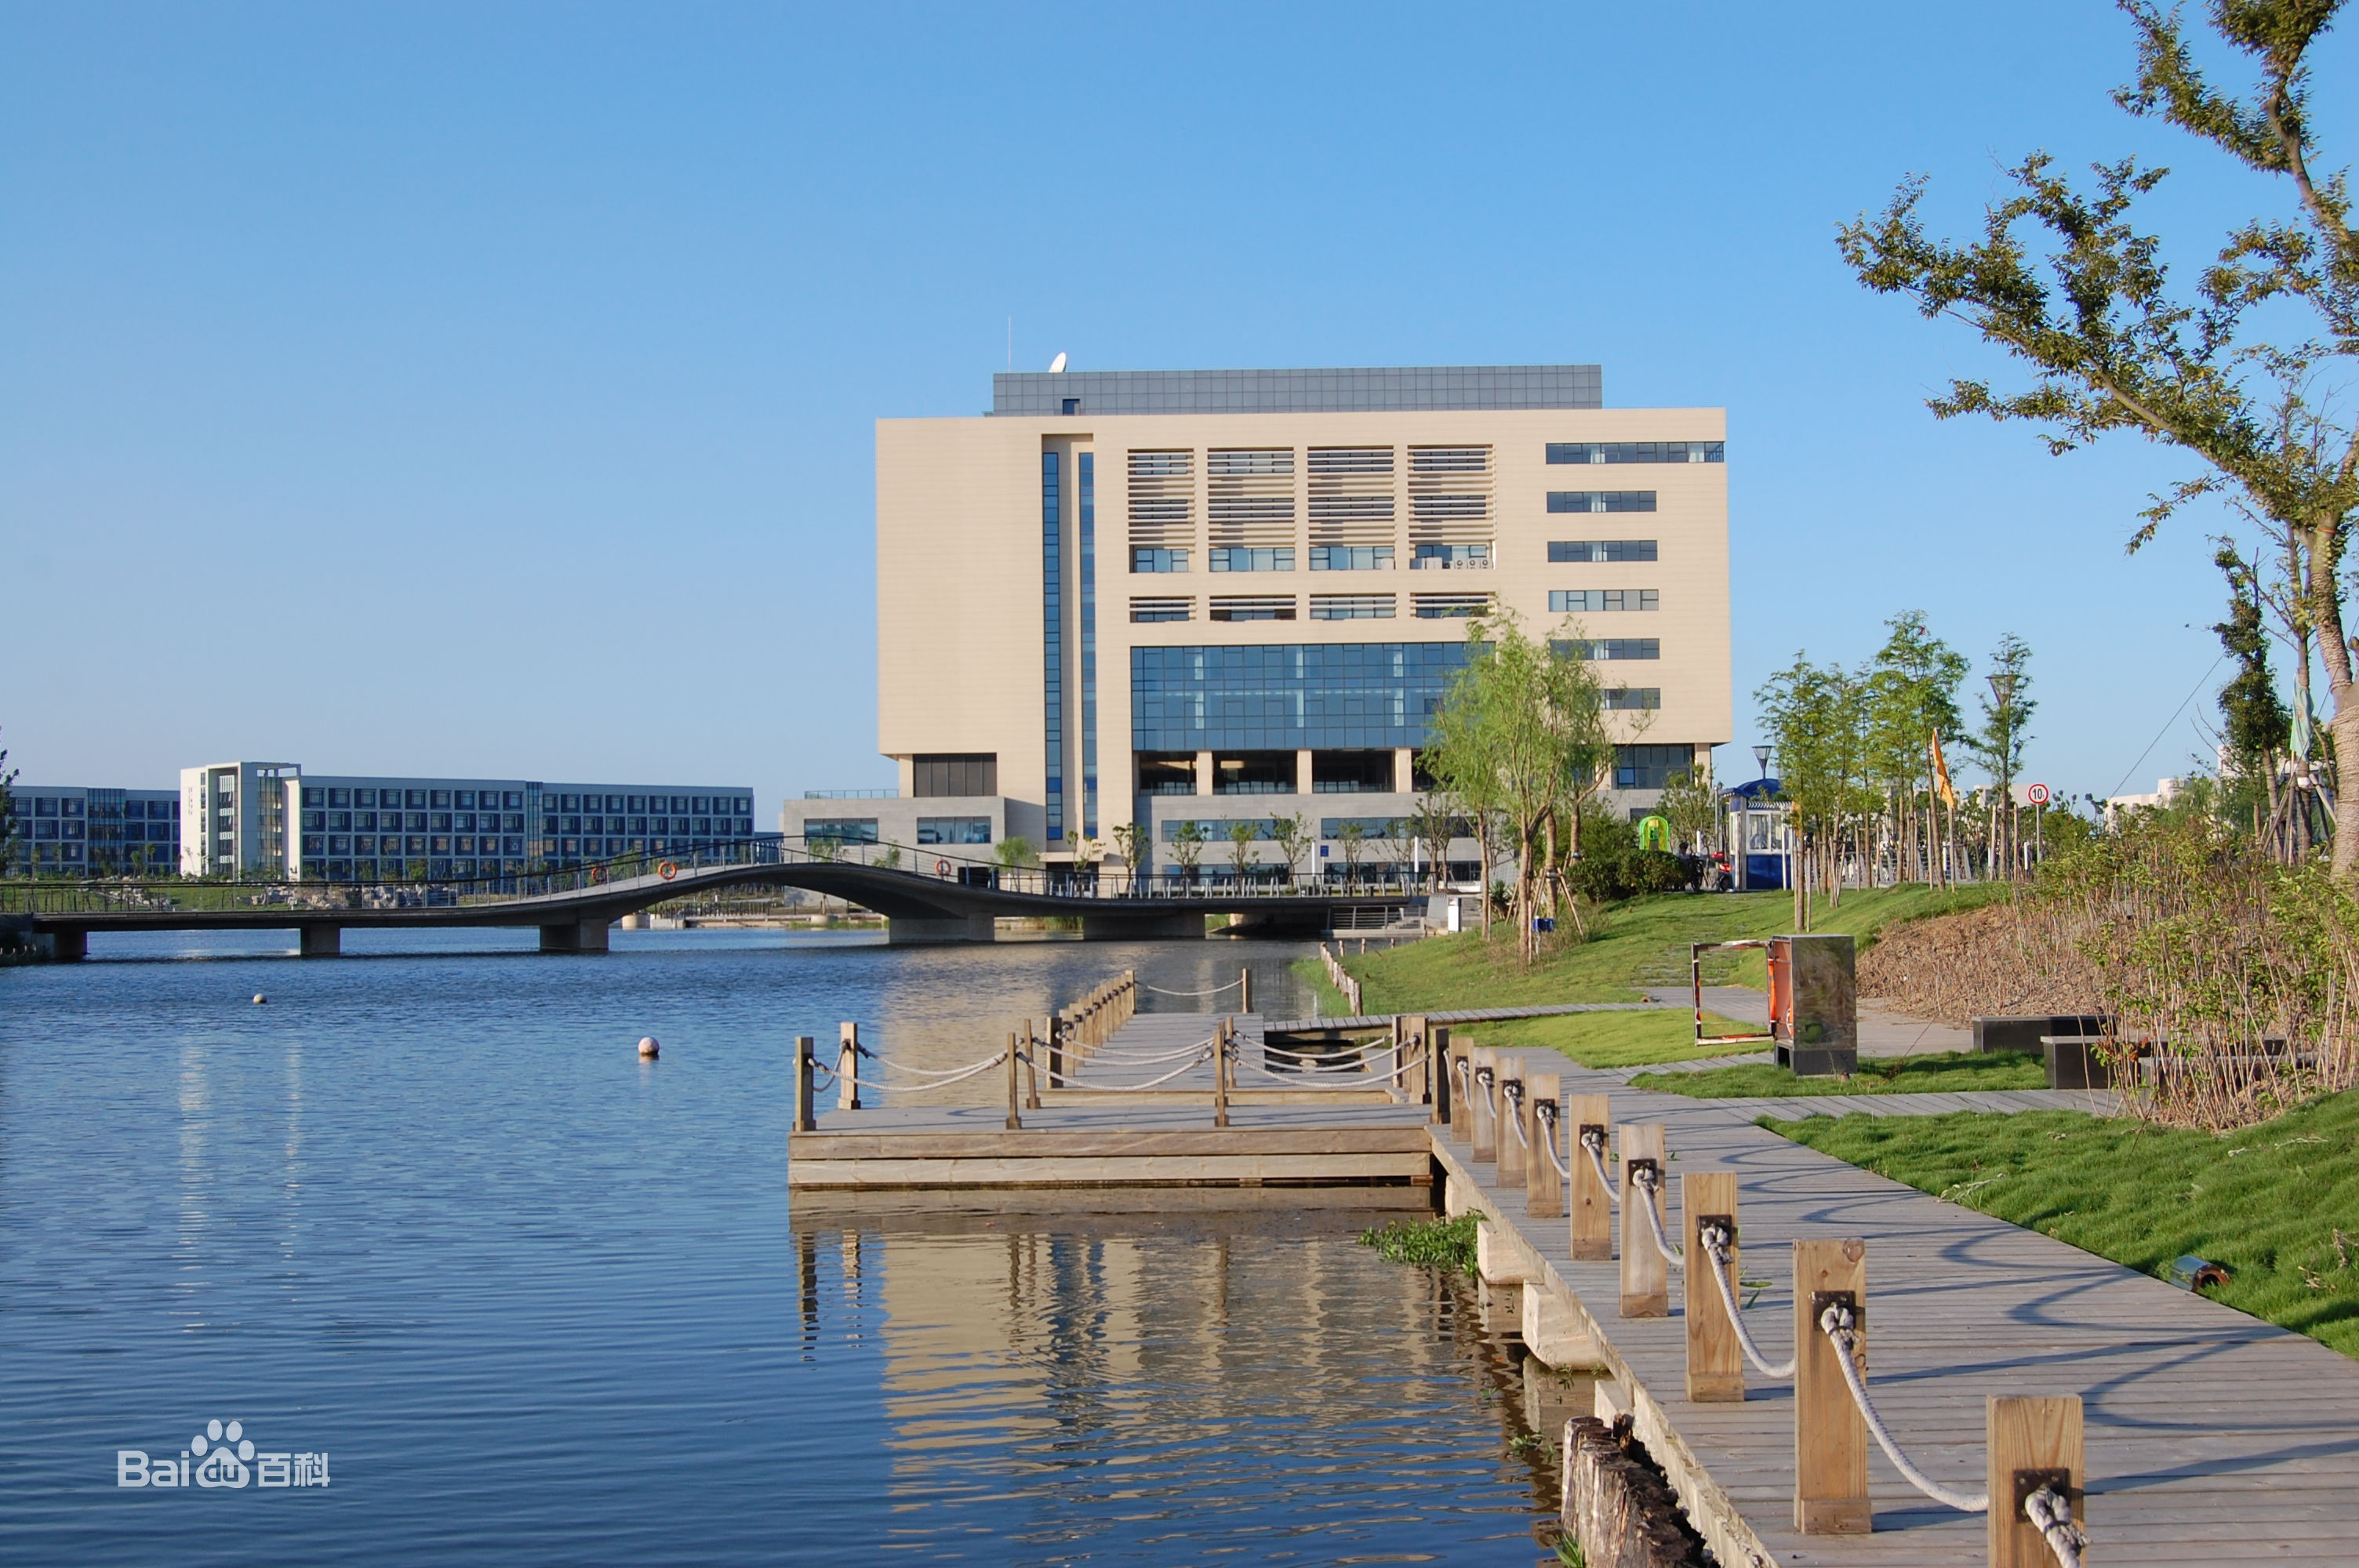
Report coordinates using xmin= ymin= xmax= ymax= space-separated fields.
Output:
xmin=0 ymin=833 xmax=1454 ymax=915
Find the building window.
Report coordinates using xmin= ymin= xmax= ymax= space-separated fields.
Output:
xmin=1412 ymin=593 xmax=1492 ymax=619
xmin=913 ymin=753 xmax=995 ymax=797
xmin=1411 ymin=543 xmax=1489 ymax=572
xmin=1615 ymin=744 xmax=1694 ymax=789
xmin=1547 ymin=492 xmax=1657 ymax=514
xmin=804 ymin=818 xmax=879 ymax=845
xmin=1553 ymin=638 xmax=1661 ymax=661
xmin=1546 ymin=441 xmax=1724 ymax=465
xmin=1042 ymin=450 xmax=1064 ymax=842
xmin=1130 ymin=597 xmax=1194 ymax=623
xmin=1549 ymin=539 xmax=1658 ymax=563
xmin=1061 ymin=397 xmax=1079 ymax=416
xmin=1080 ymin=449 xmax=1099 ymax=839
xmin=1602 ymin=688 xmax=1663 ymax=710
xmin=1550 ymin=589 xmax=1659 ymax=613
xmin=917 ymin=816 xmax=992 ymax=845
xmin=1132 ymin=548 xmax=1190 ymax=573
xmin=1132 ymin=641 xmax=1478 ymax=752
xmin=1209 ymin=595 xmax=1297 ymax=622
xmin=1208 ymin=547 xmax=1295 ymax=572
xmin=1310 ymin=593 xmax=1396 ymax=620
xmin=1309 ymin=545 xmax=1394 ymax=572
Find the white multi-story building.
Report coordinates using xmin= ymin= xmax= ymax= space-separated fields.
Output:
xmin=180 ymin=761 xmax=754 ymax=880
xmin=781 ymin=364 xmax=1732 ymax=880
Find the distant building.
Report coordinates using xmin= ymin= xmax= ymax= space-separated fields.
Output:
xmin=180 ymin=761 xmax=754 ymax=880
xmin=5 ymin=786 xmax=181 ymax=876
xmin=2104 ymin=776 xmax=2186 ymax=824
xmin=829 ymin=362 xmax=1731 ymax=878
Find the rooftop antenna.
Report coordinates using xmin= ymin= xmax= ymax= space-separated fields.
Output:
xmin=1049 ymin=351 xmax=1067 ymax=373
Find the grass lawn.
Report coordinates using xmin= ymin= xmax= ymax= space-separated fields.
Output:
xmin=1630 ymin=1050 xmax=2047 ymax=1098
xmin=1330 ymin=882 xmax=2007 ymax=1012
xmin=1776 ymin=1092 xmax=2359 ymax=1359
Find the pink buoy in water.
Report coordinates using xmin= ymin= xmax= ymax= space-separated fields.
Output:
xmin=638 ymin=1036 xmax=660 ymax=1059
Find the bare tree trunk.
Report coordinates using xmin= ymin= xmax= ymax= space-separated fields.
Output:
xmin=2304 ymin=521 xmax=2359 ymax=887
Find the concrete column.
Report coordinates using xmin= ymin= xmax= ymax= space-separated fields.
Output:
xmin=1296 ymin=749 xmax=1314 ymax=794
xmin=298 ymin=925 xmax=341 ymax=958
xmin=1394 ymin=748 xmax=1415 ymax=792
xmin=539 ymin=918 xmax=612 ymax=953
xmin=1194 ymin=750 xmax=1214 ymax=796
xmin=45 ymin=928 xmax=88 ymax=962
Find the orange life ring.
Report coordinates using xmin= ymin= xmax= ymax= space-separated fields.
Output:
xmin=658 ymin=861 xmax=678 ymax=880
xmin=935 ymin=858 xmax=951 ymax=877
xmin=588 ymin=864 xmax=607 ymax=884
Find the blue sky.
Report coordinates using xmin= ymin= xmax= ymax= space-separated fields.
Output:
xmin=6 ymin=2 xmax=2350 ymax=815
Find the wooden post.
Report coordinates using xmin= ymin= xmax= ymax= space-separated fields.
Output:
xmin=1023 ymin=1022 xmax=1041 ymax=1110
xmin=837 ymin=1021 xmax=861 ymax=1112
xmin=1684 ymin=1171 xmax=1743 ymax=1401
xmin=792 ymin=1034 xmax=816 ymax=1132
xmin=1986 ymin=1396 xmax=2083 ymax=1568
xmin=1213 ymin=1017 xmax=1231 ymax=1128
xmin=1239 ymin=965 xmax=1252 ymax=1014
xmin=1005 ymin=1032 xmax=1022 ymax=1130
xmin=1617 ymin=1123 xmax=1668 ymax=1317
xmin=1400 ymin=1013 xmax=1430 ymax=1104
xmin=1046 ymin=1017 xmax=1064 ymax=1088
xmin=1441 ymin=1028 xmax=1468 ymax=1139
xmin=1567 ymin=1092 xmax=1612 ymax=1259
xmin=1794 ymin=1237 xmax=1870 ymax=1535
xmin=1470 ymin=1046 xmax=1499 ymax=1163
xmin=1496 ymin=1055 xmax=1527 ymax=1187
xmin=1526 ymin=1070 xmax=1563 ymax=1217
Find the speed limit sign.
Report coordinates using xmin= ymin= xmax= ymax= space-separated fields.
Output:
xmin=2026 ymin=783 xmax=2052 ymax=805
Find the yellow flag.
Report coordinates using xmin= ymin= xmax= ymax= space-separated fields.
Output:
xmin=1929 ymin=729 xmax=1959 ymax=811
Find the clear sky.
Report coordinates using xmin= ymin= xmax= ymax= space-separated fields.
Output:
xmin=6 ymin=2 xmax=2350 ymax=817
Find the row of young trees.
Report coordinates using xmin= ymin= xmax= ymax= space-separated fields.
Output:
xmin=1753 ymin=612 xmax=2039 ymax=910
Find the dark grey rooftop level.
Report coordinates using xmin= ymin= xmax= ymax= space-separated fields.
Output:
xmin=990 ymin=364 xmax=1603 ymax=417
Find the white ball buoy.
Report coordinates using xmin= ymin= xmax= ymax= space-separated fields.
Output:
xmin=252 ymin=994 xmax=267 ymax=1006
xmin=638 ymin=1036 xmax=660 ymax=1060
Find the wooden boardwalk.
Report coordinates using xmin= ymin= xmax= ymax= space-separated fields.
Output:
xmin=1445 ymin=1063 xmax=2359 ymax=1565
xmin=787 ymin=1010 xmax=1428 ymax=1191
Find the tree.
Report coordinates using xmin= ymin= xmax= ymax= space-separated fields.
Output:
xmin=1168 ymin=820 xmax=1205 ymax=880
xmin=1839 ymin=0 xmax=2359 ymax=882
xmin=1963 ymin=633 xmax=2037 ymax=875
xmin=1656 ymin=767 xmax=1721 ymax=858
xmin=1863 ymin=613 xmax=1968 ymax=884
xmin=1270 ymin=812 xmax=1313 ymax=887
xmin=1755 ymin=655 xmax=1866 ymax=924
xmin=1110 ymin=821 xmax=1149 ymax=891
xmin=1401 ymin=798 xmax=1460 ymax=892
xmin=1334 ymin=821 xmax=1369 ymax=887
xmin=2215 ymin=544 xmax=2303 ymax=849
xmin=1224 ymin=819 xmax=1262 ymax=882
xmin=994 ymin=835 xmax=1038 ymax=870
xmin=0 ymin=729 xmax=16 ymax=877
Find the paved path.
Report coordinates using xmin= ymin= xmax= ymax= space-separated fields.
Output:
xmin=1445 ymin=1059 xmax=2358 ymax=1564
xmin=1643 ymin=985 xmax=1974 ymax=1058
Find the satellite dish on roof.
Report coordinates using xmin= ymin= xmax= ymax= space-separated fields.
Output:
xmin=1048 ymin=352 xmax=1068 ymax=373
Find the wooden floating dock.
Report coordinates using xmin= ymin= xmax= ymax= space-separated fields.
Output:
xmin=788 ymin=993 xmax=2359 ymax=1564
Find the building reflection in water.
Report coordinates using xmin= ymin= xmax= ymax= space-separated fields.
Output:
xmin=794 ymin=1202 xmax=1579 ymax=1559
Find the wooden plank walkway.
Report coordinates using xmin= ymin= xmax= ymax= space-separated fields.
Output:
xmin=1445 ymin=1063 xmax=2359 ymax=1564
xmin=788 ymin=1010 xmax=1426 ymax=1190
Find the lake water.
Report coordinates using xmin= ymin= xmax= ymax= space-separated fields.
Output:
xmin=0 ymin=930 xmax=1562 ymax=1565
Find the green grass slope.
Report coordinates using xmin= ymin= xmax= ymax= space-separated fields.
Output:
xmin=1776 ymin=1093 xmax=2359 ymax=1359
xmin=1630 ymin=1050 xmax=2046 ymax=1098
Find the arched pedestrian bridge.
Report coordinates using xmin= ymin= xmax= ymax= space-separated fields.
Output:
xmin=4 ymin=839 xmax=1429 ymax=958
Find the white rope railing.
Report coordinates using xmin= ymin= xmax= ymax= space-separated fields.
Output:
xmin=2025 ymin=1483 xmax=2088 ymax=1567
xmin=1139 ymin=979 xmax=1242 ymax=998
xmin=812 ymin=1051 xmax=1011 ymax=1095
xmin=1580 ymin=1128 xmax=1619 ymax=1200
xmin=1048 ymin=1047 xmax=1216 ymax=1093
xmin=1536 ymin=1104 xmax=1573 ymax=1178
xmin=1630 ymin=1163 xmax=1684 ymax=1269
xmin=1817 ymin=1302 xmax=1990 ymax=1514
xmin=1504 ymin=1083 xmax=1531 ymax=1147
xmin=1698 ymin=1224 xmax=1795 ymax=1378
xmin=1060 ymin=1036 xmax=1219 ymax=1065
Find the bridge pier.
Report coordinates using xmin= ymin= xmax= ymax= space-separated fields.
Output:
xmin=540 ymin=919 xmax=612 ymax=953
xmin=45 ymin=928 xmax=88 ymax=962
xmin=886 ymin=914 xmax=998 ymax=945
xmin=1080 ymin=910 xmax=1209 ymax=942
xmin=299 ymin=926 xmax=341 ymax=958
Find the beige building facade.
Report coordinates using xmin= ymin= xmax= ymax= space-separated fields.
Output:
xmin=811 ymin=365 xmax=1729 ymax=880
